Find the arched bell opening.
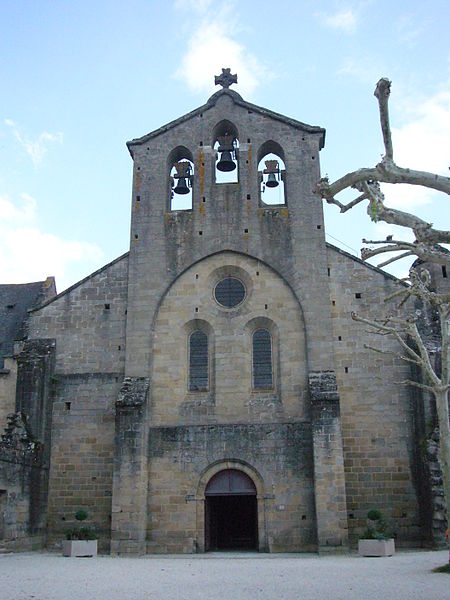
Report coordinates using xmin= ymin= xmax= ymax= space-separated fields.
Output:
xmin=257 ymin=141 xmax=286 ymax=206
xmin=212 ymin=120 xmax=239 ymax=184
xmin=168 ymin=146 xmax=194 ymax=211
xmin=204 ymin=469 xmax=258 ymax=551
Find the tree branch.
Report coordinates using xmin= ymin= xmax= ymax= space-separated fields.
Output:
xmin=361 ymin=243 xmax=416 ymax=259
xmin=317 ymin=76 xmax=450 ymax=562
xmin=374 ymin=78 xmax=394 ymax=161
xmin=352 ymin=312 xmax=422 ymax=363
xmin=316 ymin=164 xmax=450 ymax=203
xmin=363 ymin=344 xmax=422 ymax=366
xmin=440 ymin=305 xmax=449 ymax=388
xmin=400 ymin=380 xmax=435 ymax=392
xmin=377 ymin=252 xmax=415 ymax=268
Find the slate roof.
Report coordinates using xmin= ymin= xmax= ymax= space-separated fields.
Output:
xmin=0 ymin=279 xmax=56 ymax=368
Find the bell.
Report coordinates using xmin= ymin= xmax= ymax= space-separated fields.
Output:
xmin=265 ymin=172 xmax=279 ymax=188
xmin=217 ymin=150 xmax=236 ymax=172
xmin=174 ymin=177 xmax=190 ymax=195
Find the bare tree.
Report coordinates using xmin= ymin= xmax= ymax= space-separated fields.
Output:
xmin=316 ymin=78 xmax=449 ymax=558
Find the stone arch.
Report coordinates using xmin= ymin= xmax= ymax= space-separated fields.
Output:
xmin=195 ymin=459 xmax=267 ymax=552
xmin=212 ymin=120 xmax=239 ymax=183
xmin=150 ymin=250 xmax=308 ymax=424
xmin=167 ymin=145 xmax=194 ymax=167
xmin=167 ymin=145 xmax=194 ymax=211
xmin=151 ymin=250 xmax=306 ymax=332
xmin=257 ymin=140 xmax=286 ymax=206
xmin=256 ymin=140 xmax=285 ymax=164
xmin=211 ymin=119 xmax=240 ymax=145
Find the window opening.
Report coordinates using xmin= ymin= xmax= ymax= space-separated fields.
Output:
xmin=170 ymin=160 xmax=194 ymax=210
xmin=189 ymin=330 xmax=208 ymax=391
xmin=214 ymin=277 xmax=245 ymax=308
xmin=215 ymin=134 xmax=239 ymax=183
xmin=258 ymin=153 xmax=286 ymax=205
xmin=252 ymin=328 xmax=273 ymax=389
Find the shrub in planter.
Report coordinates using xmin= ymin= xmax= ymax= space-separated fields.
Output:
xmin=63 ymin=509 xmax=97 ymax=557
xmin=358 ymin=509 xmax=395 ymax=557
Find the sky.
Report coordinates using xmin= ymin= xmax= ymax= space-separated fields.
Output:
xmin=0 ymin=0 xmax=449 ymax=292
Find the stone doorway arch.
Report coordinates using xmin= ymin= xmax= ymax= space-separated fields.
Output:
xmin=196 ymin=461 xmax=267 ymax=552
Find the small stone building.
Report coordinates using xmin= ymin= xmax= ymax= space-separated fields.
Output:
xmin=0 ymin=72 xmax=446 ymax=553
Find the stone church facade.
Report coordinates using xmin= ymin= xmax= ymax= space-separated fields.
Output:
xmin=0 ymin=73 xmax=446 ymax=554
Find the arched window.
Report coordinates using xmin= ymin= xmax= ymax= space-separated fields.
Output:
xmin=257 ymin=141 xmax=286 ymax=205
xmin=252 ymin=328 xmax=273 ymax=389
xmin=168 ymin=146 xmax=194 ymax=211
xmin=189 ymin=330 xmax=208 ymax=391
xmin=213 ymin=120 xmax=239 ymax=184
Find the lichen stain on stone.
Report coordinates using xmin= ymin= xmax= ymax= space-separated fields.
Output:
xmin=247 ymin=145 xmax=252 ymax=172
xmin=257 ymin=208 xmax=263 ymax=219
xmin=247 ymin=200 xmax=251 ymax=220
xmin=135 ymin=171 xmax=141 ymax=193
xmin=199 ymin=199 xmax=205 ymax=218
xmin=198 ymin=150 xmax=205 ymax=197
xmin=164 ymin=212 xmax=169 ymax=227
xmin=281 ymin=207 xmax=289 ymax=219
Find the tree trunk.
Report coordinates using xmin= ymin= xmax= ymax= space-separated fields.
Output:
xmin=434 ymin=388 xmax=450 ymax=562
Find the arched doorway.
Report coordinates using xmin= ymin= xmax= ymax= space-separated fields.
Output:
xmin=205 ymin=469 xmax=258 ymax=551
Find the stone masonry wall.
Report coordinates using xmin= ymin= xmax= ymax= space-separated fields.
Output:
xmin=144 ymin=250 xmax=315 ymax=553
xmin=327 ymin=246 xmax=421 ymax=546
xmin=116 ymin=90 xmax=345 ymax=553
xmin=27 ymin=255 xmax=129 ymax=551
xmin=28 ymin=254 xmax=128 ymax=375
xmin=309 ymin=371 xmax=348 ymax=551
xmin=125 ymin=90 xmax=333 ymax=378
xmin=147 ymin=423 xmax=316 ymax=553
xmin=46 ymin=374 xmax=121 ymax=552
xmin=151 ymin=251 xmax=308 ymax=426
xmin=0 ymin=358 xmax=17 ymax=433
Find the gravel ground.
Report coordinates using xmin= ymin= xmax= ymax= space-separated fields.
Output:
xmin=0 ymin=550 xmax=448 ymax=600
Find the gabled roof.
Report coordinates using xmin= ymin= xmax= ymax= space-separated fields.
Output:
xmin=127 ymin=88 xmax=326 ymax=157
xmin=326 ymin=242 xmax=407 ymax=285
xmin=28 ymin=252 xmax=129 ymax=312
xmin=0 ymin=278 xmax=56 ymax=367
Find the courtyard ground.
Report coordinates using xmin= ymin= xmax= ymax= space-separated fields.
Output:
xmin=0 ymin=550 xmax=448 ymax=600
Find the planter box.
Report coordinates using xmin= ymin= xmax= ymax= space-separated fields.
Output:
xmin=358 ymin=539 xmax=395 ymax=557
xmin=62 ymin=540 xmax=97 ymax=557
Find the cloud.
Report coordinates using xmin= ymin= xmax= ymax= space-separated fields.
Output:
xmin=0 ymin=193 xmax=103 ymax=291
xmin=317 ymin=8 xmax=358 ymax=33
xmin=336 ymin=51 xmax=391 ymax=85
xmin=381 ymin=89 xmax=450 ymax=209
xmin=0 ymin=192 xmax=36 ymax=221
xmin=173 ymin=6 xmax=272 ymax=98
xmin=396 ymin=14 xmax=424 ymax=45
xmin=4 ymin=119 xmax=63 ymax=167
xmin=336 ymin=57 xmax=383 ymax=83
xmin=173 ymin=0 xmax=212 ymax=12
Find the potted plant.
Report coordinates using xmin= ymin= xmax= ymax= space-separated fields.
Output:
xmin=62 ymin=509 xmax=97 ymax=557
xmin=358 ymin=509 xmax=395 ymax=557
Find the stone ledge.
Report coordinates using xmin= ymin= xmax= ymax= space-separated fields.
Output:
xmin=116 ymin=377 xmax=150 ymax=409
xmin=309 ymin=370 xmax=339 ymax=403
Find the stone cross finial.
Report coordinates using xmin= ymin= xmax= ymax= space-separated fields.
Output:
xmin=215 ymin=68 xmax=238 ymax=89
